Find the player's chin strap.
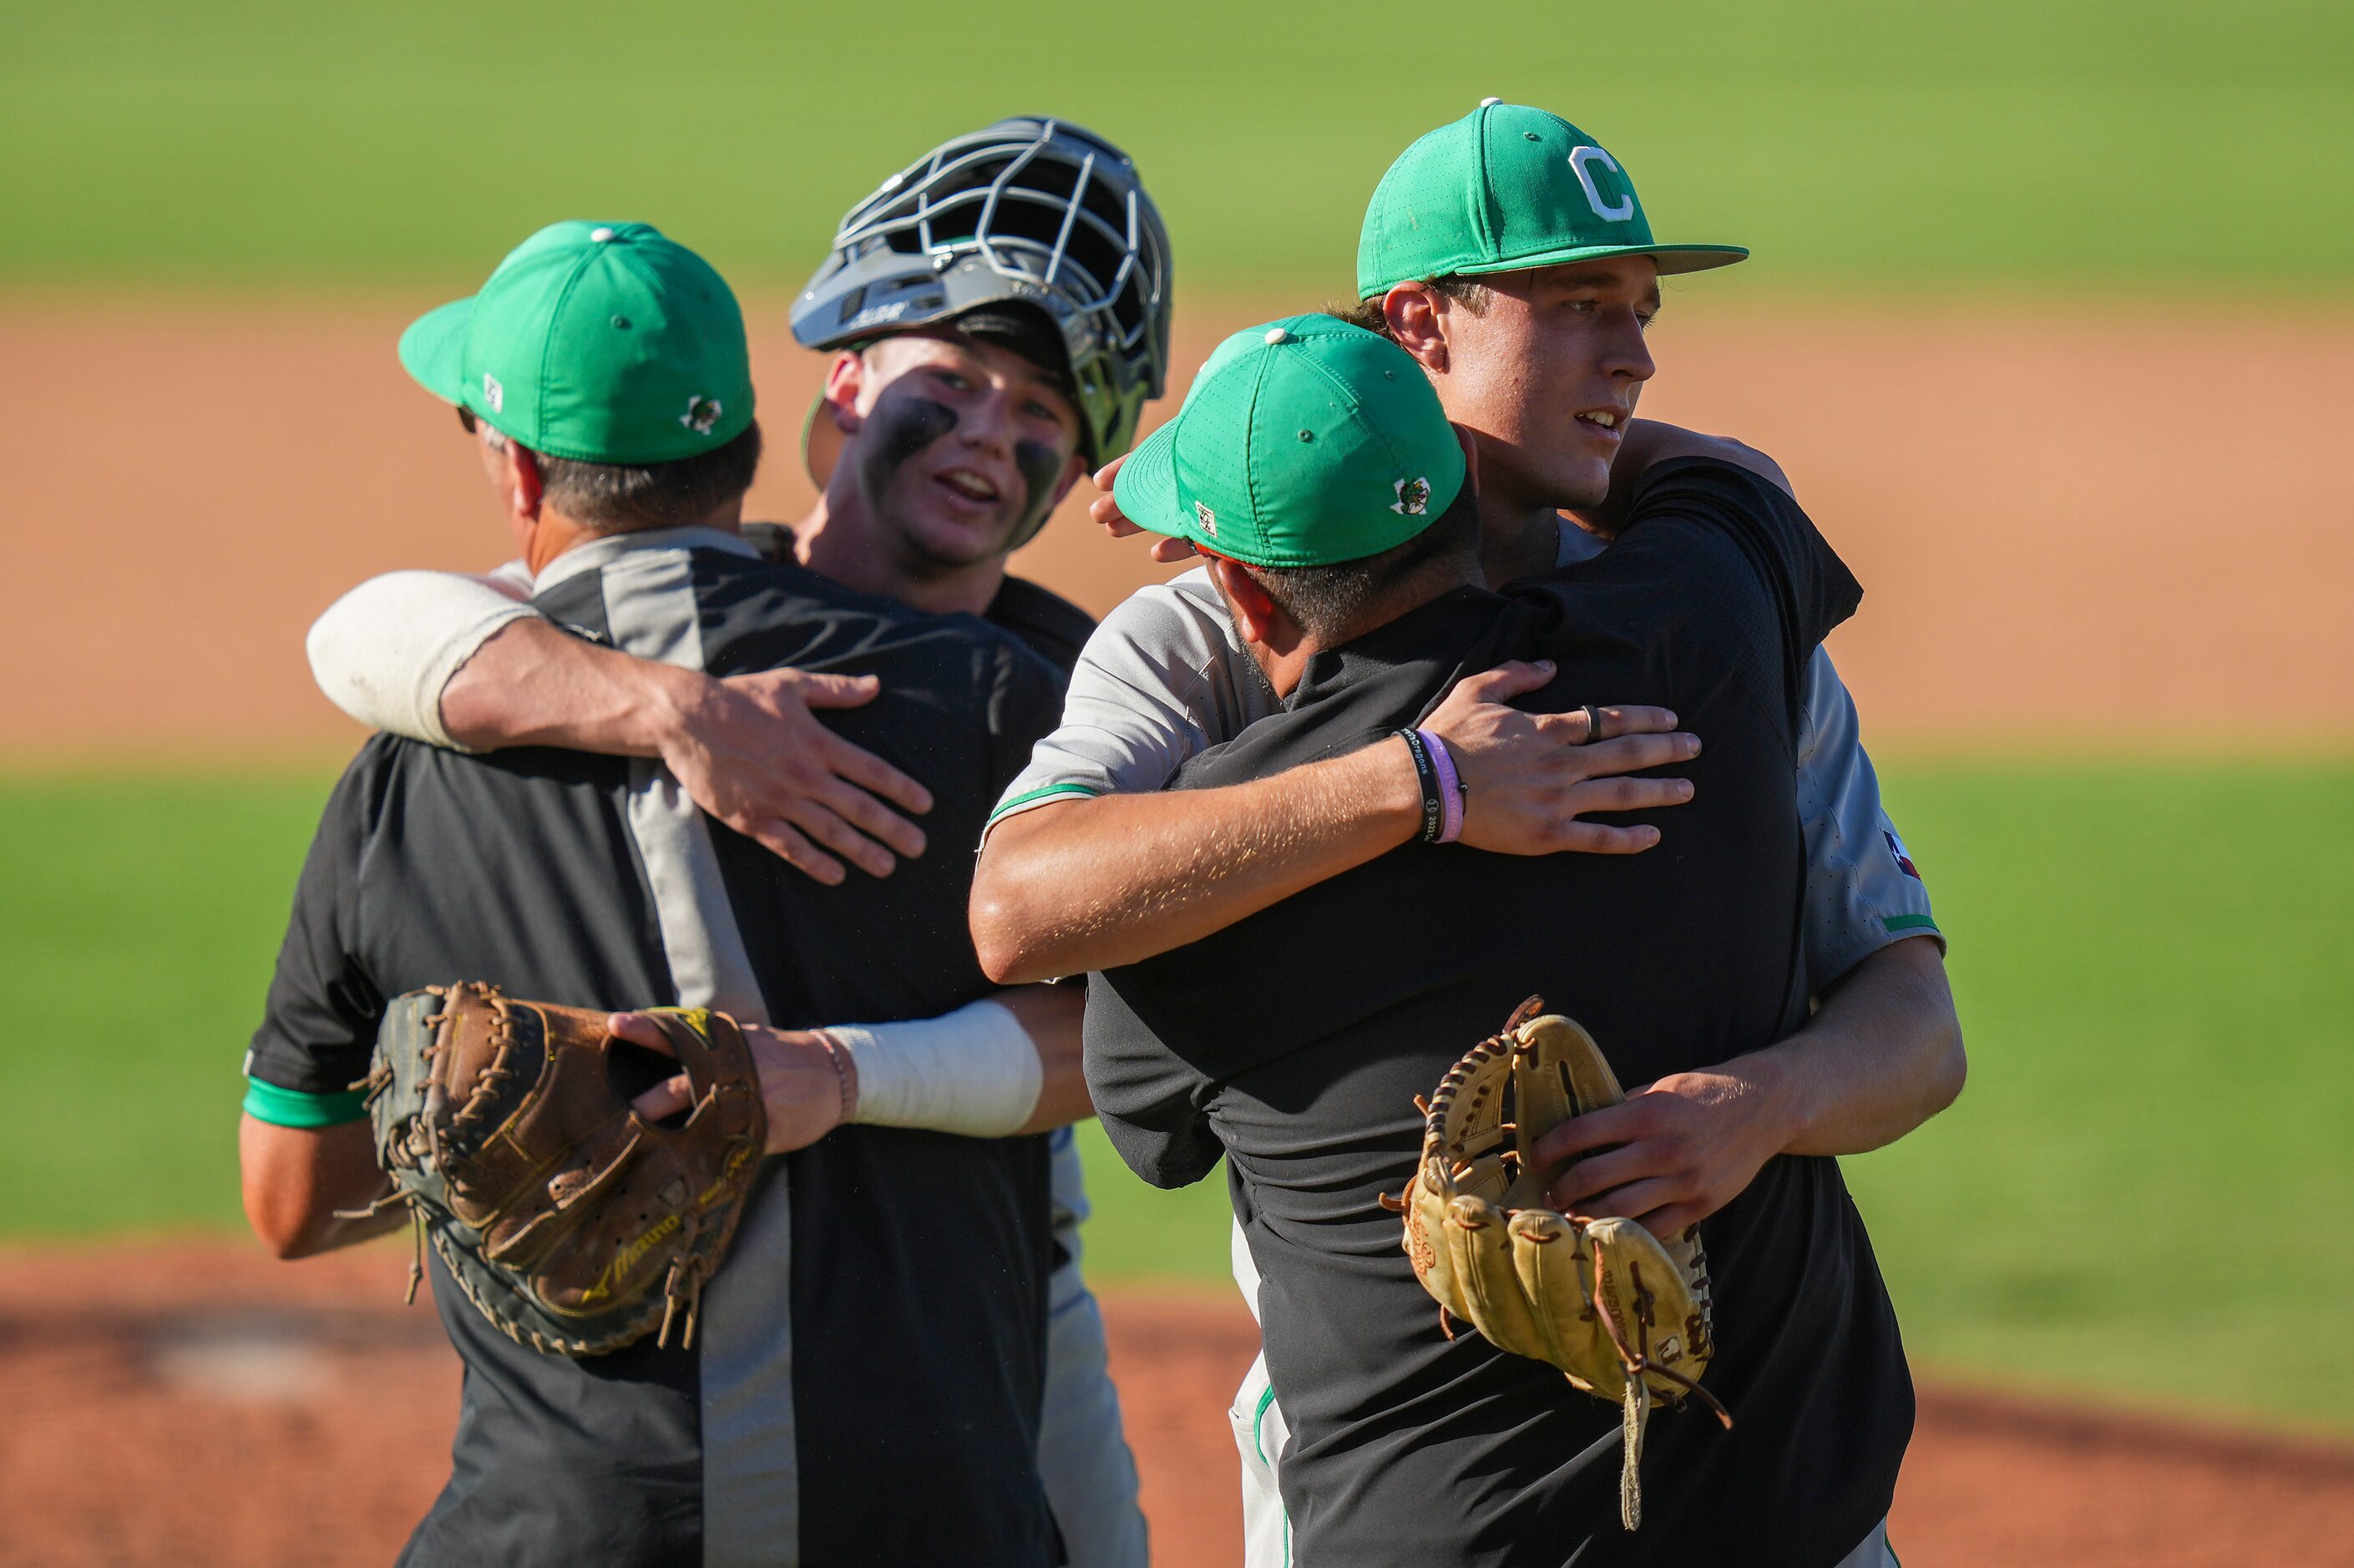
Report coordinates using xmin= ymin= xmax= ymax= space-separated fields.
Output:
xmin=1586 ymin=1252 xmax=1734 ymax=1530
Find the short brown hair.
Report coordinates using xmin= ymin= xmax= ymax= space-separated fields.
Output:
xmin=539 ymin=420 xmax=764 ymax=534
xmin=1238 ymin=478 xmax=1482 ymax=645
xmin=1324 ymin=276 xmax=1493 ymax=344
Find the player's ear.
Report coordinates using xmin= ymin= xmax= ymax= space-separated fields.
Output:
xmin=822 ymin=350 xmax=868 ymax=432
xmin=1206 ymin=556 xmax=1282 ymax=645
xmin=1385 ymin=282 xmax=1448 ymax=373
xmin=506 ymin=443 xmax=544 ymax=523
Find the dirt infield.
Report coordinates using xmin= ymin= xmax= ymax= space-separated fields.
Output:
xmin=6 ymin=1242 xmax=2350 ymax=1566
xmin=2 ymin=298 xmax=2349 ymax=756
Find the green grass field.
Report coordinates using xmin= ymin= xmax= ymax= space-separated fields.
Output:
xmin=4 ymin=0 xmax=2351 ymax=294
xmin=3 ymin=761 xmax=2348 ymax=1432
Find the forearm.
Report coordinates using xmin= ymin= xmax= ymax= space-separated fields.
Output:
xmin=1734 ymin=936 xmax=1965 ymax=1158
xmin=238 ymin=1115 xmax=402 ymax=1259
xmin=1539 ymin=938 xmax=1962 ymax=1234
xmin=821 ymin=984 xmax=1090 ymax=1138
xmin=990 ymin=983 xmax=1091 ymax=1134
xmin=971 ymin=738 xmax=1421 ymax=983
xmin=440 ymin=616 xmax=697 ymax=755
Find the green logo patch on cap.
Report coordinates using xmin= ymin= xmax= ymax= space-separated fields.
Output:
xmin=1113 ymin=317 xmax=1466 ymax=569
xmin=1357 ymin=101 xmax=1748 ymax=300
xmin=398 ymin=221 xmax=755 ymax=465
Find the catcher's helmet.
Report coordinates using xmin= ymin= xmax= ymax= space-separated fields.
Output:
xmin=792 ymin=118 xmax=1173 ymax=478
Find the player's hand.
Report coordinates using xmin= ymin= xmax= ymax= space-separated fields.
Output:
xmin=1534 ymin=1066 xmax=1793 ymax=1239
xmin=612 ymin=1014 xmax=851 ymax=1156
xmin=1422 ymin=661 xmax=1698 ymax=854
xmin=1089 ymin=453 xmax=1198 ymax=564
xmin=653 ymin=667 xmax=934 ymax=885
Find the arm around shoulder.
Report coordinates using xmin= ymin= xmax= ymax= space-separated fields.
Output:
xmin=308 ymin=569 xmax=539 ymax=747
xmin=463 ymin=625 xmax=940 ymax=885
xmin=971 ymin=744 xmax=1428 ymax=984
xmin=1570 ymin=421 xmax=1792 ymax=538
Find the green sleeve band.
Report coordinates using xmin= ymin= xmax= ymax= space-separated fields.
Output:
xmin=985 ymin=781 xmax=1102 ymax=827
xmin=1880 ymin=914 xmax=1941 ymax=936
xmin=243 ymin=1076 xmax=369 ymax=1129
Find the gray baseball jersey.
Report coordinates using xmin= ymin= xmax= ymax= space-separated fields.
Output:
xmin=988 ymin=522 xmax=1938 ymax=995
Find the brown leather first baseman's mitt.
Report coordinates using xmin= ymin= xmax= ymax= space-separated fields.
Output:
xmin=352 ymin=982 xmax=767 ymax=1357
xmin=1384 ymin=996 xmax=1731 ymax=1530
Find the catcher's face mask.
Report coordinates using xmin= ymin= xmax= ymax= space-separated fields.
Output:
xmin=792 ymin=117 xmax=1173 ymax=479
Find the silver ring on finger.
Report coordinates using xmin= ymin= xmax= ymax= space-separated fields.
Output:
xmin=1581 ymin=703 xmax=1606 ymax=744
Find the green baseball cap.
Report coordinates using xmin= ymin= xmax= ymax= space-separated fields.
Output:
xmin=1358 ymin=100 xmax=1747 ymax=300
xmin=1113 ymin=316 xmax=1466 ymax=569
xmin=399 ymin=220 xmax=755 ymax=465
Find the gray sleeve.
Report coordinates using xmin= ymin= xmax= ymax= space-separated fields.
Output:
xmin=1795 ymin=645 xmax=1942 ymax=994
xmin=985 ymin=568 xmax=1279 ymax=832
xmin=306 ymin=568 xmax=538 ymax=749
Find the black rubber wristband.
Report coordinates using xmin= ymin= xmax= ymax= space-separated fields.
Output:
xmin=1396 ymin=728 xmax=1445 ymax=844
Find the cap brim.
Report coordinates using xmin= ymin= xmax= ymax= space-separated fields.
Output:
xmin=1109 ymin=417 xmax=1201 ymax=550
xmin=1452 ymin=241 xmax=1749 ymax=283
xmin=397 ymin=296 xmax=475 ymax=406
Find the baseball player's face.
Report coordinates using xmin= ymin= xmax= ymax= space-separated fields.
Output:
xmin=834 ymin=334 xmax=1086 ymax=574
xmin=1430 ymin=257 xmax=1659 ymax=511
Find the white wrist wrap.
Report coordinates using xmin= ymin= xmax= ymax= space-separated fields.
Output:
xmin=306 ymin=569 xmax=537 ymax=751
xmin=826 ymin=999 xmax=1041 ymax=1138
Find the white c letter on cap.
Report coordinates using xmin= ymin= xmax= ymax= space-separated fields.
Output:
xmin=1569 ymin=146 xmax=1636 ymax=223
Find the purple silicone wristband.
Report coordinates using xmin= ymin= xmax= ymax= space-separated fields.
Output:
xmin=1419 ymin=729 xmax=1465 ymax=844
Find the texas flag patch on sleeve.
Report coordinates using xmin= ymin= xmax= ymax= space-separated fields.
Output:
xmin=1883 ymin=828 xmax=1923 ymax=881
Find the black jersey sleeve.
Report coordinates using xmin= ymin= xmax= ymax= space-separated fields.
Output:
xmin=1081 ymin=978 xmax=1227 ymax=1188
xmin=1606 ymin=457 xmax=1863 ymax=731
xmin=982 ymin=637 xmax=1070 ymax=798
xmin=244 ymin=751 xmax=387 ymax=1099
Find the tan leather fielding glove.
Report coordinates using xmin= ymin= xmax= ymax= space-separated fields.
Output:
xmin=353 ymin=982 xmax=767 ymax=1357
xmin=1386 ymin=996 xmax=1731 ymax=1530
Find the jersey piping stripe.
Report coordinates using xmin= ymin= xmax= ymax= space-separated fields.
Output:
xmin=1879 ymin=913 xmax=1940 ymax=934
xmin=1250 ymin=1385 xmax=1293 ymax=1568
xmin=985 ymin=780 xmax=1103 ymax=825
xmin=599 ymin=547 xmax=802 ymax=1566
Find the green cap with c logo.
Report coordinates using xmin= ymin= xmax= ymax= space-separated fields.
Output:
xmin=1113 ymin=315 xmax=1466 ymax=569
xmin=1358 ymin=100 xmax=1747 ymax=300
xmin=399 ymin=220 xmax=755 ymax=464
